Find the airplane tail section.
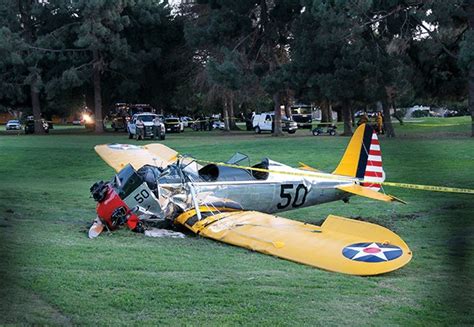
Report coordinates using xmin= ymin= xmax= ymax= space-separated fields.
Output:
xmin=333 ymin=124 xmax=385 ymax=191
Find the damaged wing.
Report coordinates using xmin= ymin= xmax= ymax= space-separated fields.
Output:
xmin=94 ymin=143 xmax=180 ymax=172
xmin=176 ymin=210 xmax=411 ymax=275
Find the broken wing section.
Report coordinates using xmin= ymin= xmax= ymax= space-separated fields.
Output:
xmin=95 ymin=143 xmax=179 ymax=172
xmin=176 ymin=210 xmax=411 ymax=275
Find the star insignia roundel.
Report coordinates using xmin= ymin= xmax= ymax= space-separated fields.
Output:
xmin=342 ymin=242 xmax=403 ymax=263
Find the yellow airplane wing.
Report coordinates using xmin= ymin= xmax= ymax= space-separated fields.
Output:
xmin=176 ymin=209 xmax=412 ymax=275
xmin=94 ymin=143 xmax=179 ymax=172
xmin=337 ymin=184 xmax=406 ymax=204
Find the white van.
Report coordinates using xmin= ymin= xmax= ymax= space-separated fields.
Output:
xmin=252 ymin=113 xmax=298 ymax=134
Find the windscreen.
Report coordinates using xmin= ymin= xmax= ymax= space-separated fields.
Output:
xmin=226 ymin=152 xmax=249 ymax=166
xmin=111 ymin=164 xmax=144 ymax=199
xmin=139 ymin=115 xmax=156 ymax=122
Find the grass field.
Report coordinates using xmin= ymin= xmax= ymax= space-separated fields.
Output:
xmin=0 ymin=117 xmax=473 ymax=325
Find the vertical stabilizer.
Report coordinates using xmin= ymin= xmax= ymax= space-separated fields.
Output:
xmin=333 ymin=124 xmax=385 ymax=191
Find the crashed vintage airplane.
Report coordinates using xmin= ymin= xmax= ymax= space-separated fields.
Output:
xmin=89 ymin=124 xmax=411 ymax=275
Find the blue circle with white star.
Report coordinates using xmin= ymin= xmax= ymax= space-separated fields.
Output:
xmin=342 ymin=242 xmax=403 ymax=263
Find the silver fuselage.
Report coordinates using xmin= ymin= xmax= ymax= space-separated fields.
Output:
xmin=119 ymin=162 xmax=357 ymax=221
xmin=194 ymin=180 xmax=350 ymax=214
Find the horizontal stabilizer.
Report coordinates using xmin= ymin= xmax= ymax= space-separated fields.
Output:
xmin=298 ymin=162 xmax=320 ymax=172
xmin=337 ymin=184 xmax=406 ymax=204
xmin=176 ymin=210 xmax=411 ymax=275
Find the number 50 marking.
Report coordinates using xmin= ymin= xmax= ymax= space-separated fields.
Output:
xmin=134 ymin=189 xmax=150 ymax=204
xmin=277 ymin=184 xmax=308 ymax=209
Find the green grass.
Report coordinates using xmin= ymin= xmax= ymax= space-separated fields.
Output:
xmin=0 ymin=117 xmax=473 ymax=325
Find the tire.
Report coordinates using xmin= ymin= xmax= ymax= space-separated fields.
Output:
xmin=255 ymin=126 xmax=261 ymax=134
xmin=329 ymin=130 xmax=336 ymax=136
xmin=160 ymin=134 xmax=165 ymax=140
xmin=288 ymin=130 xmax=296 ymax=134
xmin=312 ymin=129 xmax=320 ymax=136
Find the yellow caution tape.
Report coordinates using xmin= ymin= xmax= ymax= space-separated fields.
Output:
xmin=381 ymin=182 xmax=474 ymax=194
xmin=410 ymin=123 xmax=465 ymax=127
xmin=189 ymin=118 xmax=335 ymax=125
xmin=192 ymin=158 xmax=474 ymax=195
xmin=195 ymin=159 xmax=355 ymax=181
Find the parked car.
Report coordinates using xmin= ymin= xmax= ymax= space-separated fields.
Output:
xmin=127 ymin=113 xmax=165 ymax=140
xmin=355 ymin=110 xmax=377 ymax=118
xmin=24 ymin=117 xmax=52 ymax=134
xmin=164 ymin=117 xmax=184 ymax=133
xmin=212 ymin=120 xmax=225 ymax=130
xmin=6 ymin=120 xmax=22 ymax=130
xmin=291 ymin=106 xmax=313 ymax=129
xmin=312 ymin=124 xmax=337 ymax=136
xmin=180 ymin=116 xmax=193 ymax=128
xmin=252 ymin=113 xmax=298 ymax=134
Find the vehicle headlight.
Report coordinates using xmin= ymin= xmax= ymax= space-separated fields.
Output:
xmin=83 ymin=113 xmax=93 ymax=123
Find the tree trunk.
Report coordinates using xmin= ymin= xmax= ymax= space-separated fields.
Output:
xmin=342 ymin=101 xmax=352 ymax=136
xmin=284 ymin=93 xmax=292 ymax=118
xmin=470 ymin=64 xmax=474 ymax=137
xmin=93 ymin=49 xmax=104 ymax=133
xmin=328 ymin=102 xmax=333 ymax=122
xmin=30 ymin=75 xmax=45 ymax=135
xmin=391 ymin=98 xmax=404 ymax=125
xmin=335 ymin=105 xmax=343 ymax=122
xmin=467 ymin=0 xmax=474 ymax=136
xmin=223 ymin=94 xmax=230 ymax=131
xmin=350 ymin=107 xmax=356 ymax=127
xmin=273 ymin=92 xmax=284 ymax=136
xmin=228 ymin=92 xmax=239 ymax=130
xmin=321 ymin=99 xmax=329 ymax=123
xmin=393 ymin=107 xmax=404 ymax=125
xmin=382 ymin=100 xmax=396 ymax=138
xmin=20 ymin=1 xmax=44 ymax=134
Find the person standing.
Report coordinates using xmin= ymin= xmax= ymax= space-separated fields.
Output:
xmin=136 ymin=117 xmax=145 ymax=140
xmin=376 ymin=112 xmax=383 ymax=134
xmin=152 ymin=116 xmax=161 ymax=140
xmin=199 ymin=115 xmax=206 ymax=131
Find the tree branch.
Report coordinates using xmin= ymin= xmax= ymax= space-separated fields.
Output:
xmin=27 ymin=45 xmax=89 ymax=53
xmin=415 ymin=19 xmax=464 ymax=60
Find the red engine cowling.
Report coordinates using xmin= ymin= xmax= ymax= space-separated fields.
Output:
xmin=96 ymin=186 xmax=140 ymax=230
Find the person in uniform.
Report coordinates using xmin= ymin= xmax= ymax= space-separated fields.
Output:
xmin=136 ymin=117 xmax=145 ymax=140
xmin=376 ymin=112 xmax=383 ymax=134
xmin=152 ymin=116 xmax=161 ymax=140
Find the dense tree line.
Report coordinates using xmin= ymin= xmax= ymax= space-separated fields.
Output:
xmin=0 ymin=0 xmax=472 ymax=136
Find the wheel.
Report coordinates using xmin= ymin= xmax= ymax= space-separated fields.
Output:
xmin=160 ymin=134 xmax=166 ymax=140
xmin=255 ymin=126 xmax=261 ymax=134
xmin=329 ymin=129 xmax=336 ymax=136
xmin=312 ymin=129 xmax=320 ymax=136
xmin=288 ymin=130 xmax=296 ymax=134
